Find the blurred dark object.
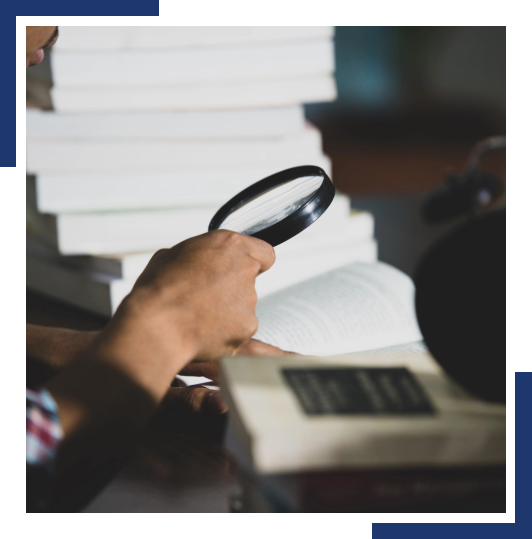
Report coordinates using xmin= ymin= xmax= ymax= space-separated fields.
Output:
xmin=421 ymin=136 xmax=505 ymax=224
xmin=422 ymin=169 xmax=503 ymax=224
xmin=416 ymin=136 xmax=505 ymax=402
xmin=416 ymin=198 xmax=505 ymax=402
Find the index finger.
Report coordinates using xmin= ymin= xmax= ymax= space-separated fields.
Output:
xmin=240 ymin=234 xmax=276 ymax=274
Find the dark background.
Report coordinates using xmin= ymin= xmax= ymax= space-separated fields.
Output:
xmin=307 ymin=26 xmax=505 ymax=275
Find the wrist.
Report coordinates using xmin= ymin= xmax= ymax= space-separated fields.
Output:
xmin=119 ymin=289 xmax=202 ymax=356
xmin=93 ymin=293 xmax=201 ymax=399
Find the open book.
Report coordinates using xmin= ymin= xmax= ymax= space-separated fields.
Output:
xmin=254 ymin=261 xmax=422 ymax=356
xmin=180 ymin=261 xmax=417 ymax=387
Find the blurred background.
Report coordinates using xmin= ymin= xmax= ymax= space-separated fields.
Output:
xmin=308 ymin=26 xmax=506 ymax=274
xmin=308 ymin=26 xmax=505 ymax=191
xmin=26 ymin=26 xmax=505 ymax=320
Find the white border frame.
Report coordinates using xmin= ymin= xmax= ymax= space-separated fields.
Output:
xmin=16 ymin=21 xmax=515 ymax=523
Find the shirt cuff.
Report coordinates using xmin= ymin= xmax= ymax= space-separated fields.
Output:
xmin=26 ymin=388 xmax=63 ymax=467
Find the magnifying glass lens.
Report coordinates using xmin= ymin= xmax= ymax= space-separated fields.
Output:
xmin=209 ymin=165 xmax=335 ymax=247
xmin=219 ymin=174 xmax=323 ymax=235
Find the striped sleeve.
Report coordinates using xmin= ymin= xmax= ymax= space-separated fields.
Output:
xmin=26 ymin=388 xmax=63 ymax=467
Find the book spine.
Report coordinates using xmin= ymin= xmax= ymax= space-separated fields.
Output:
xmin=296 ymin=468 xmax=506 ymax=512
xmin=26 ymin=106 xmax=305 ymax=141
xmin=50 ymin=75 xmax=337 ymax=113
xmin=33 ymin=155 xmax=331 ymax=213
xmin=26 ymin=128 xmax=323 ymax=174
xmin=52 ymin=26 xmax=334 ymax=52
xmin=50 ymin=39 xmax=334 ymax=88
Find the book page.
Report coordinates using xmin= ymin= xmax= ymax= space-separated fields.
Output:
xmin=254 ymin=262 xmax=422 ymax=356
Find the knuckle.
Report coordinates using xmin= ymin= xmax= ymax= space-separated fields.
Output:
xmin=151 ymin=248 xmax=168 ymax=260
xmin=209 ymin=229 xmax=244 ymax=250
xmin=221 ymin=229 xmax=242 ymax=245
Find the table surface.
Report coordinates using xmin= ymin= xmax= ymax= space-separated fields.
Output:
xmin=27 ymin=194 xmax=505 ymax=513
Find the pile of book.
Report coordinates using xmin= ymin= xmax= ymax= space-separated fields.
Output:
xmin=222 ymin=261 xmax=506 ymax=512
xmin=26 ymin=26 xmax=378 ymax=316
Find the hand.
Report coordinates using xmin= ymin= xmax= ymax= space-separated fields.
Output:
xmin=118 ymin=230 xmax=276 ymax=367
xmin=160 ymin=339 xmax=296 ymax=415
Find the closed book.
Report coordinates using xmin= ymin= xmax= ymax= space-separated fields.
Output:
xmin=52 ymin=26 xmax=333 ymax=51
xmin=236 ymin=464 xmax=505 ymax=512
xmin=26 ymin=106 xmax=305 ymax=141
xmin=26 ymin=251 xmax=132 ymax=317
xmin=50 ymin=74 xmax=336 ymax=113
xmin=26 ymin=124 xmax=323 ymax=174
xmin=28 ymin=193 xmax=351 ymax=255
xmin=29 ymin=155 xmax=331 ymax=213
xmin=50 ymin=38 xmax=334 ymax=88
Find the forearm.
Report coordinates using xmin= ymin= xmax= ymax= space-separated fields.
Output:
xmin=43 ymin=300 xmax=198 ymax=508
xmin=26 ymin=324 xmax=98 ymax=369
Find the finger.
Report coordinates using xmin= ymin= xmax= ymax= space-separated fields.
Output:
xmin=162 ymin=387 xmax=228 ymax=415
xmin=179 ymin=359 xmax=220 ymax=381
xmin=236 ymin=338 xmax=299 ymax=356
xmin=241 ymin=235 xmax=276 ymax=274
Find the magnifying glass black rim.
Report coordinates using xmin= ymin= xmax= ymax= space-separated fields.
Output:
xmin=208 ymin=165 xmax=335 ymax=247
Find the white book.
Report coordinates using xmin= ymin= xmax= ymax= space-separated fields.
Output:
xmin=26 ymin=238 xmax=377 ymax=318
xmin=26 ymin=124 xmax=323 ymax=174
xmin=28 ymin=193 xmax=352 ymax=255
xmin=221 ymin=348 xmax=505 ymax=474
xmin=52 ymin=26 xmax=333 ymax=52
xmin=254 ymin=262 xmax=423 ymax=357
xmin=27 ymin=208 xmax=374 ymax=283
xmin=50 ymin=38 xmax=334 ymax=88
xmin=26 ymin=106 xmax=305 ymax=141
xmin=220 ymin=261 xmax=505 ymax=473
xmin=26 ymin=251 xmax=132 ymax=317
xmin=29 ymin=155 xmax=332 ymax=213
xmin=50 ymin=74 xmax=336 ymax=113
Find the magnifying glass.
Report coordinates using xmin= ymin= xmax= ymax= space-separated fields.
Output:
xmin=208 ymin=165 xmax=335 ymax=247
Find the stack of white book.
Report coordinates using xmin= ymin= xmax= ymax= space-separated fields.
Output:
xmin=26 ymin=26 xmax=377 ymax=317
